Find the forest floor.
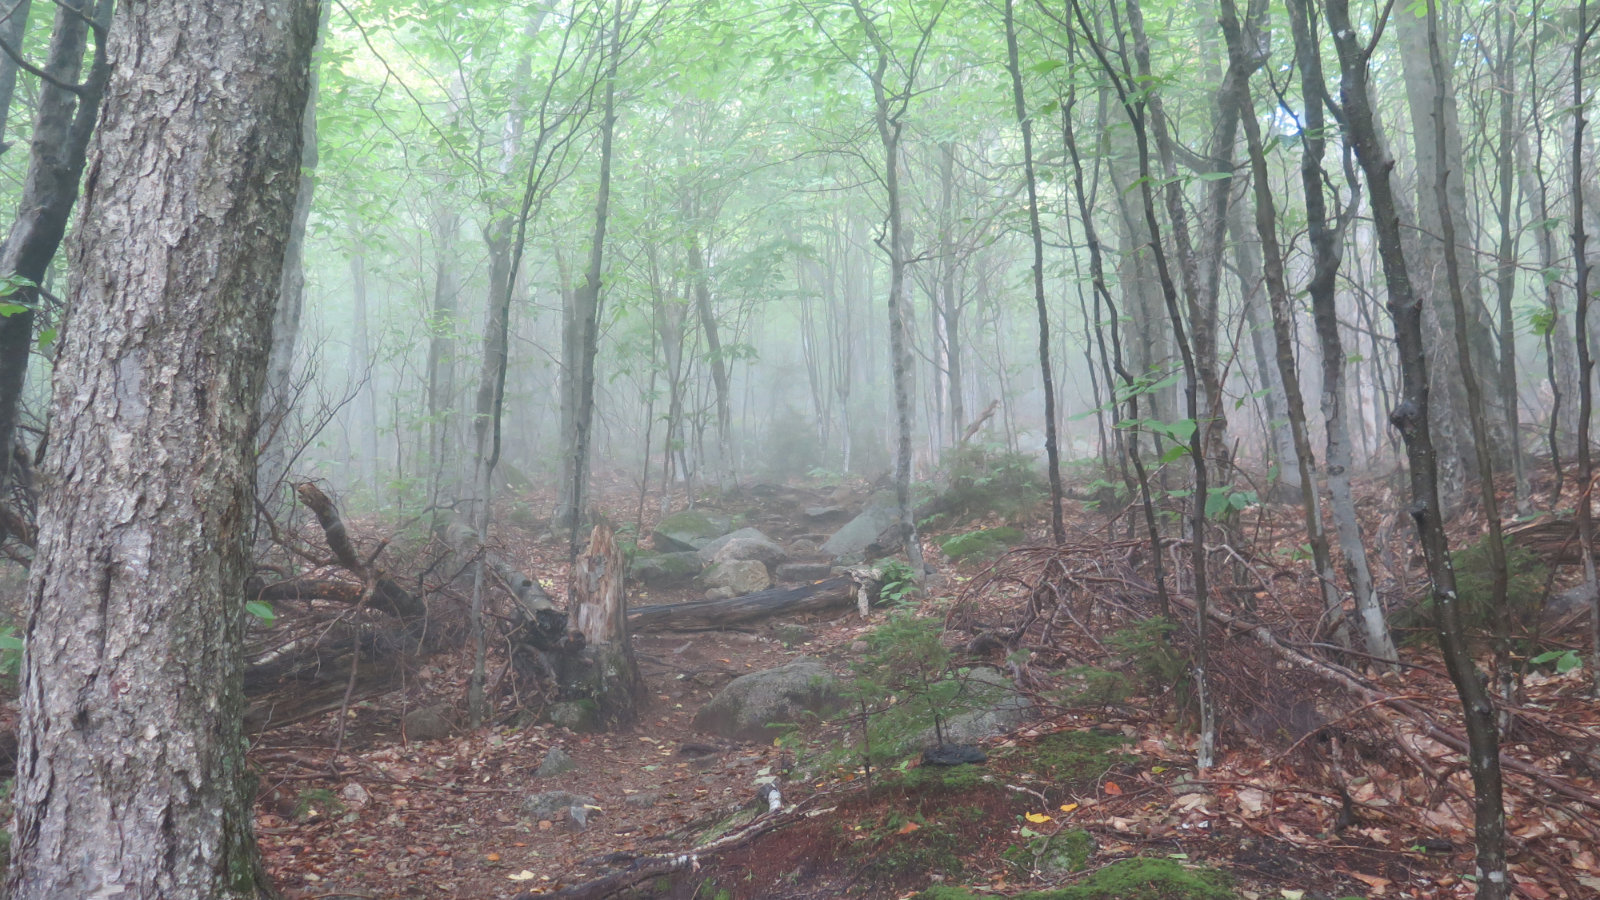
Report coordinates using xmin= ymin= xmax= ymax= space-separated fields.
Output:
xmin=249 ymin=465 xmax=1600 ymax=900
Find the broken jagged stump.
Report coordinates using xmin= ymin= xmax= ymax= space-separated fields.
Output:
xmin=561 ymin=523 xmax=644 ymax=728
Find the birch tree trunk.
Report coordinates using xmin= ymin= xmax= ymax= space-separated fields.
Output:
xmin=8 ymin=0 xmax=316 ymax=895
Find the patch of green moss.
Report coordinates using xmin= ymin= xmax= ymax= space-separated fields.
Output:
xmin=1003 ymin=828 xmax=1095 ymax=877
xmin=917 ymin=857 xmax=1235 ymax=899
xmin=939 ymin=527 xmax=1025 ymax=562
xmin=894 ymin=763 xmax=989 ymax=793
xmin=1019 ymin=729 xmax=1136 ymax=785
xmin=654 ymin=509 xmax=736 ymax=540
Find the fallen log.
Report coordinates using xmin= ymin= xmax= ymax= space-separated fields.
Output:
xmin=250 ymin=568 xmax=424 ymax=620
xmin=629 ymin=576 xmax=858 ymax=631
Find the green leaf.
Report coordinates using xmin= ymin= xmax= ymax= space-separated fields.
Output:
xmin=245 ymin=600 xmax=277 ymax=626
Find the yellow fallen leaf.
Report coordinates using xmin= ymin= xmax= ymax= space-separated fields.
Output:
xmin=509 ymin=870 xmax=538 ymax=882
xmin=1059 ymin=803 xmax=1078 ymax=813
xmin=1026 ymin=812 xmax=1053 ymax=823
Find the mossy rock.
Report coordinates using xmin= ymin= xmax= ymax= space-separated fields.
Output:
xmin=917 ymin=857 xmax=1235 ymax=899
xmin=628 ymin=550 xmax=704 ymax=586
xmin=653 ymin=509 xmax=739 ymax=552
xmin=546 ymin=699 xmax=602 ymax=732
xmin=939 ymin=527 xmax=1025 ymax=562
xmin=1003 ymin=828 xmax=1095 ymax=878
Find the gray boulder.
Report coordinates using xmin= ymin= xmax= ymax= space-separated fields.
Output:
xmin=546 ymin=700 xmax=601 ymax=732
xmin=536 ymin=747 xmax=576 ymax=778
xmin=776 ymin=562 xmax=834 ymax=583
xmin=787 ymin=538 xmax=821 ymax=557
xmin=694 ymin=657 xmax=840 ymax=741
xmin=698 ymin=527 xmax=786 ymax=566
xmin=403 ymin=705 xmax=453 ymax=742
xmin=629 ymin=551 xmax=704 ymax=587
xmin=653 ymin=509 xmax=738 ymax=552
xmin=1546 ymin=581 xmax=1595 ymax=625
xmin=908 ymin=668 xmax=1033 ymax=752
xmin=702 ymin=559 xmax=771 ymax=597
xmin=820 ymin=491 xmax=901 ymax=563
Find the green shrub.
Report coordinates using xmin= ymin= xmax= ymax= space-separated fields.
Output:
xmin=939 ymin=527 xmax=1025 ymax=562
xmin=1391 ymin=536 xmax=1548 ymax=645
xmin=932 ymin=444 xmax=1046 ymax=525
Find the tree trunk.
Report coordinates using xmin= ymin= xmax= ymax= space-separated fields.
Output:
xmin=1326 ymin=1 xmax=1508 ymax=893
xmin=345 ymin=239 xmax=380 ymax=496
xmin=0 ymin=0 xmax=33 ymax=154
xmin=1570 ymin=0 xmax=1600 ymax=698
xmin=259 ymin=0 xmax=329 ymax=515
xmin=1284 ymin=0 xmax=1395 ymax=664
xmin=1003 ymin=0 xmax=1064 ymax=544
xmin=1423 ymin=0 xmax=1513 ymax=713
xmin=425 ymin=203 xmax=460 ymax=513
xmin=1227 ymin=200 xmax=1298 ymax=492
xmin=7 ymin=1 xmax=316 ymax=895
xmin=850 ymin=0 xmax=932 ymax=578
xmin=571 ymin=524 xmax=641 ymax=726
xmin=563 ymin=40 xmax=616 ymax=554
xmin=1491 ymin=6 xmax=1526 ymax=514
xmin=1395 ymin=5 xmax=1507 ymax=496
xmin=1222 ymin=0 xmax=1352 ymax=653
xmin=0 ymin=0 xmax=110 ymax=504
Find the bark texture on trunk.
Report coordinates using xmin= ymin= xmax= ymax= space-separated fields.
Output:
xmin=572 ymin=524 xmax=641 ymax=726
xmin=7 ymin=1 xmax=317 ymax=897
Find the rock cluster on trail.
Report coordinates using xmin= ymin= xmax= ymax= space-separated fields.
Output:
xmin=702 ymin=559 xmax=771 ymax=599
xmin=819 ymin=491 xmax=900 ymax=564
xmin=701 ymin=528 xmax=787 ymax=568
xmin=694 ymin=657 xmax=840 ymax=742
xmin=628 ymin=550 xmax=703 ymax=587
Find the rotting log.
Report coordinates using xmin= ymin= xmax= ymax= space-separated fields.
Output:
xmin=628 ymin=571 xmax=882 ymax=631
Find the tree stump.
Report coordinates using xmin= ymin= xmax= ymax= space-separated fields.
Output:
xmin=569 ymin=524 xmax=642 ymax=727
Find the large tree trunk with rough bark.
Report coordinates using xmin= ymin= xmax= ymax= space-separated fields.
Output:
xmin=7 ymin=1 xmax=317 ymax=897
